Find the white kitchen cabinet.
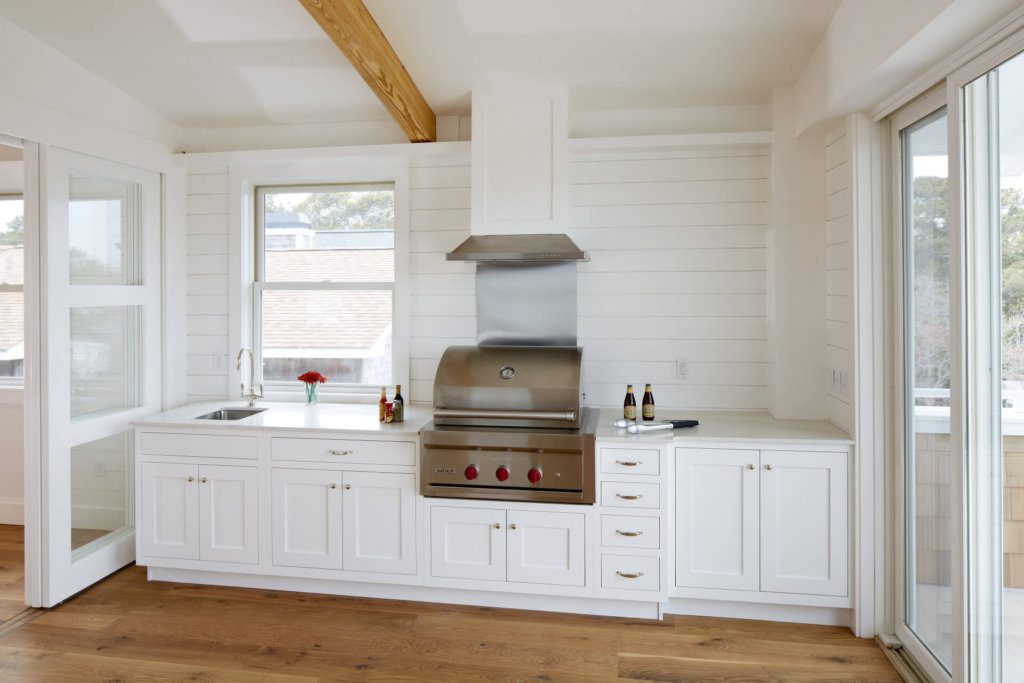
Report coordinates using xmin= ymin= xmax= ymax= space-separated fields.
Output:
xmin=430 ymin=506 xmax=507 ymax=581
xmin=506 ymin=510 xmax=585 ymax=587
xmin=470 ymin=86 xmax=568 ymax=234
xmin=430 ymin=506 xmax=586 ymax=587
xmin=140 ymin=462 xmax=199 ymax=560
xmin=198 ymin=465 xmax=259 ymax=564
xmin=342 ymin=471 xmax=416 ymax=575
xmin=674 ymin=446 xmax=849 ymax=599
xmin=140 ymin=462 xmax=257 ymax=564
xmin=760 ymin=450 xmax=848 ymax=596
xmin=675 ymin=448 xmax=760 ymax=591
xmin=271 ymin=468 xmax=343 ymax=570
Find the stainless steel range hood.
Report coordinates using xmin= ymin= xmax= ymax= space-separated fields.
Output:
xmin=446 ymin=234 xmax=586 ymax=262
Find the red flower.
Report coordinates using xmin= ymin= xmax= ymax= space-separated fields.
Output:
xmin=297 ymin=371 xmax=327 ymax=384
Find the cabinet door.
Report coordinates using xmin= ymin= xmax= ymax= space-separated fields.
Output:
xmin=675 ymin=448 xmax=759 ymax=591
xmin=507 ymin=510 xmax=585 ymax=587
xmin=342 ymin=472 xmax=416 ymax=575
xmin=139 ymin=462 xmax=198 ymax=560
xmin=760 ymin=450 xmax=848 ymax=596
xmin=430 ymin=506 xmax=506 ymax=581
xmin=198 ymin=465 xmax=258 ymax=564
xmin=271 ymin=468 xmax=343 ymax=570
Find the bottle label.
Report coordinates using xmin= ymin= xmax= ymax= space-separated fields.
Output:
xmin=624 ymin=405 xmax=636 ymax=420
xmin=642 ymin=404 xmax=655 ymax=419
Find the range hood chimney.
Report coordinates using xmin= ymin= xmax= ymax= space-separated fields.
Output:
xmin=446 ymin=233 xmax=586 ymax=263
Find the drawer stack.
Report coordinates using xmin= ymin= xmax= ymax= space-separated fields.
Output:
xmin=594 ymin=444 xmax=667 ymax=600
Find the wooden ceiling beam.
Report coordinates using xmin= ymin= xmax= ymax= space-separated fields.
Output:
xmin=299 ymin=0 xmax=436 ymax=142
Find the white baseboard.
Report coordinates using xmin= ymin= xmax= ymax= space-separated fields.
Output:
xmin=0 ymin=496 xmax=23 ymax=525
xmin=665 ymin=596 xmax=853 ymax=628
xmin=147 ymin=567 xmax=662 ymax=620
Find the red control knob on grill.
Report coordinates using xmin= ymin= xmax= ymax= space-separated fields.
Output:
xmin=464 ymin=465 xmax=479 ymax=480
xmin=528 ymin=467 xmax=542 ymax=484
xmin=496 ymin=465 xmax=510 ymax=481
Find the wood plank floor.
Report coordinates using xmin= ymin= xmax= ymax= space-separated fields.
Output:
xmin=0 ymin=525 xmax=900 ymax=681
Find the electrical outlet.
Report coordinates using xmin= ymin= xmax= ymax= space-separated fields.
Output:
xmin=676 ymin=359 xmax=688 ymax=380
xmin=94 ymin=461 xmax=107 ymax=478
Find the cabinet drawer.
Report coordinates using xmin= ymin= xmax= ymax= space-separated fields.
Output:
xmin=600 ymin=515 xmax=660 ymax=549
xmin=601 ymin=481 xmax=660 ymax=509
xmin=140 ymin=433 xmax=257 ymax=460
xmin=600 ymin=448 xmax=660 ymax=476
xmin=601 ymin=555 xmax=660 ymax=591
xmin=271 ymin=437 xmax=415 ymax=466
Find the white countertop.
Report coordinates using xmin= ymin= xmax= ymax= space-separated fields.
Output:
xmin=132 ymin=401 xmax=431 ymax=437
xmin=134 ymin=402 xmax=851 ymax=446
xmin=594 ymin=409 xmax=853 ymax=445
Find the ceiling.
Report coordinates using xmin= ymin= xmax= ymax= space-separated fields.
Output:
xmin=0 ymin=0 xmax=841 ymax=130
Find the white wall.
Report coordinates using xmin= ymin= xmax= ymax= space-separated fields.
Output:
xmin=408 ymin=142 xmax=771 ymax=410
xmin=825 ymin=122 xmax=855 ymax=433
xmin=187 ymin=137 xmax=772 ymax=412
xmin=183 ymin=166 xmax=231 ymax=402
xmin=766 ymin=88 xmax=828 ymax=420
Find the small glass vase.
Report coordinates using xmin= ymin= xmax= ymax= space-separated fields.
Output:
xmin=304 ymin=382 xmax=318 ymax=405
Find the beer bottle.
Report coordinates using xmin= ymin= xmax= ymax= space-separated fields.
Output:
xmin=623 ymin=385 xmax=637 ymax=421
xmin=393 ymin=384 xmax=404 ymax=423
xmin=641 ymin=383 xmax=655 ymax=421
xmin=378 ymin=386 xmax=387 ymax=422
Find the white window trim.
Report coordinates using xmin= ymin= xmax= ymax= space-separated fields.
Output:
xmin=0 ymin=192 xmax=25 ymax=387
xmin=226 ymin=156 xmax=410 ymax=403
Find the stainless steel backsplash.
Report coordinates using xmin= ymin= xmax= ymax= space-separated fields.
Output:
xmin=475 ymin=261 xmax=577 ymax=346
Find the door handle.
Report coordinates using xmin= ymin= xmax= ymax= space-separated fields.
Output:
xmin=615 ymin=530 xmax=643 ymax=537
xmin=329 ymin=449 xmax=353 ymax=456
xmin=616 ymin=571 xmax=644 ymax=579
xmin=615 ymin=460 xmax=640 ymax=467
xmin=200 ymin=477 xmax=208 ymax=483
xmin=186 ymin=476 xmax=195 ymax=482
xmin=616 ymin=493 xmax=643 ymax=500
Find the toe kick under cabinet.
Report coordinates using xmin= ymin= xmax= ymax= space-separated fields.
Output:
xmin=135 ymin=429 xmax=419 ymax=581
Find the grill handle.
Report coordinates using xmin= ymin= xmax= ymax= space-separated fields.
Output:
xmin=433 ymin=408 xmax=578 ymax=423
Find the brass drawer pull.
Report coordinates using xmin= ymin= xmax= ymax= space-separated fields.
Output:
xmin=616 ymin=530 xmax=644 ymax=537
xmin=186 ymin=476 xmax=195 ymax=482
xmin=615 ymin=460 xmax=640 ymax=467
xmin=329 ymin=449 xmax=353 ymax=456
xmin=616 ymin=493 xmax=643 ymax=500
xmin=330 ymin=483 xmax=337 ymax=489
xmin=616 ymin=571 xmax=644 ymax=579
xmin=200 ymin=477 xmax=208 ymax=483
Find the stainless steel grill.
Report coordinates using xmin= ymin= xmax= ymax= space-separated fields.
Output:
xmin=420 ymin=345 xmax=596 ymax=504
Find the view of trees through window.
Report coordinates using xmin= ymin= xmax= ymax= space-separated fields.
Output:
xmin=257 ymin=186 xmax=395 ymax=387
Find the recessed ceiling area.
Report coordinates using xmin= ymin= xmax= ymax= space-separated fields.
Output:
xmin=0 ymin=0 xmax=841 ymax=131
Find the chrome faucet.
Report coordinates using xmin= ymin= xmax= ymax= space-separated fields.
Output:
xmin=236 ymin=348 xmax=263 ymax=407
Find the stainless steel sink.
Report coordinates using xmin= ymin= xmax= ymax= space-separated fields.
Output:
xmin=194 ymin=408 xmax=267 ymax=421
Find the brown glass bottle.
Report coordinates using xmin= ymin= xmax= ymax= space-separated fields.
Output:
xmin=393 ymin=384 xmax=404 ymax=423
xmin=641 ymin=383 xmax=655 ymax=421
xmin=623 ymin=384 xmax=637 ymax=421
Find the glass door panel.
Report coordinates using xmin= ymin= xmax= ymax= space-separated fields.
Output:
xmin=963 ymin=47 xmax=1024 ymax=682
xmin=40 ymin=147 xmax=161 ymax=606
xmin=900 ymin=107 xmax=954 ymax=673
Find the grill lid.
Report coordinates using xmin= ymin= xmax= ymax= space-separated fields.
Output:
xmin=432 ymin=345 xmax=583 ymax=429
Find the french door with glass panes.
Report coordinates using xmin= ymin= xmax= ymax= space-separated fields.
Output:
xmin=38 ymin=147 xmax=160 ymax=605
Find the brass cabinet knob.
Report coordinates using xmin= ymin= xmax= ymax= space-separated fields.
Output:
xmin=765 ymin=464 xmax=773 ymax=471
xmin=493 ymin=523 xmax=501 ymax=529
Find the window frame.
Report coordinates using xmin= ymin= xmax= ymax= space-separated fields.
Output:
xmin=0 ymin=192 xmax=25 ymax=387
xmin=230 ymin=156 xmax=409 ymax=403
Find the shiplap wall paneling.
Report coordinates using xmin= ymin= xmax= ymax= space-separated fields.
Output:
xmin=570 ymin=146 xmax=770 ymax=410
xmin=408 ymin=158 xmax=474 ymax=403
xmin=185 ymin=167 xmax=231 ymax=402
xmin=825 ymin=125 xmax=854 ymax=433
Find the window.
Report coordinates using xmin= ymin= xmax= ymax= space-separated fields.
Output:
xmin=0 ymin=195 xmax=24 ymax=381
xmin=254 ymin=184 xmax=395 ymax=390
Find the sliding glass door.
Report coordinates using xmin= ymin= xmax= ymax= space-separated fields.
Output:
xmin=895 ymin=35 xmax=1024 ymax=682
xmin=896 ymin=101 xmax=956 ymax=680
xmin=960 ymin=46 xmax=1024 ymax=682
